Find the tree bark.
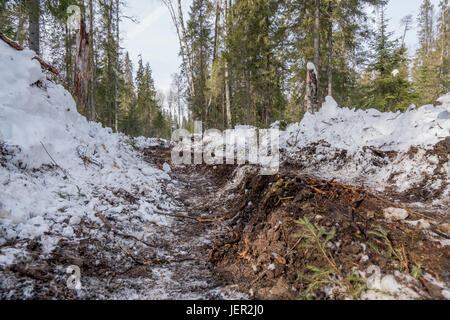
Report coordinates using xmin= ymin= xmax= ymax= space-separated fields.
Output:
xmin=177 ymin=0 xmax=196 ymax=97
xmin=223 ymin=0 xmax=232 ymax=129
xmin=74 ymin=18 xmax=90 ymax=116
xmin=163 ymin=0 xmax=195 ymax=97
xmin=213 ymin=1 xmax=221 ymax=62
xmin=313 ymin=0 xmax=320 ymax=84
xmin=28 ymin=0 xmax=40 ymax=55
xmin=305 ymin=64 xmax=319 ymax=114
xmin=327 ymin=4 xmax=333 ymax=97
xmin=114 ymin=0 xmax=120 ymax=133
xmin=15 ymin=1 xmax=25 ymax=44
xmin=88 ymin=0 xmax=97 ymax=121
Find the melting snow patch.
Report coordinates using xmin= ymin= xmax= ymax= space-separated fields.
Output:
xmin=383 ymin=208 xmax=409 ymax=221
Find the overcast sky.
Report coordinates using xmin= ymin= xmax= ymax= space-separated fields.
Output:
xmin=121 ymin=0 xmax=441 ymax=94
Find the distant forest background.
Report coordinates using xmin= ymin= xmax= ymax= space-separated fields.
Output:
xmin=0 ymin=0 xmax=448 ymax=139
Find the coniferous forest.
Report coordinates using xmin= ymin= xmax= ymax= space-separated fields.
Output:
xmin=0 ymin=0 xmax=449 ymax=302
xmin=0 ymin=0 xmax=448 ymax=138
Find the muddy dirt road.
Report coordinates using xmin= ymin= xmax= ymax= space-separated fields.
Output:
xmin=0 ymin=146 xmax=245 ymax=299
xmin=1 ymin=144 xmax=449 ymax=300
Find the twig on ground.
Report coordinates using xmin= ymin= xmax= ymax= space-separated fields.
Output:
xmin=40 ymin=141 xmax=70 ymax=179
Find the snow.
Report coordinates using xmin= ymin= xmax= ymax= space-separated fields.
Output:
xmin=282 ymin=95 xmax=450 ymax=153
xmin=361 ymin=266 xmax=420 ymax=300
xmin=0 ymin=39 xmax=448 ymax=300
xmin=162 ymin=162 xmax=171 ymax=173
xmin=307 ymin=61 xmax=318 ymax=77
xmin=0 ymin=40 xmax=175 ymax=253
xmin=383 ymin=208 xmax=409 ymax=221
xmin=280 ymin=95 xmax=449 ymax=207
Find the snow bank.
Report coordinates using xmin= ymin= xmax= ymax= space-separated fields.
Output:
xmin=282 ymin=95 xmax=450 ymax=153
xmin=280 ymin=96 xmax=449 ymax=205
xmin=0 ymin=40 xmax=175 ymax=248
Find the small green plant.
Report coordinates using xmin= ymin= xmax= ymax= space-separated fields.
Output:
xmin=57 ymin=192 xmax=70 ymax=200
xmin=346 ymin=270 xmax=368 ymax=299
xmin=367 ymin=225 xmax=408 ymax=272
xmin=298 ymin=266 xmax=335 ymax=300
xmin=278 ymin=120 xmax=290 ymax=131
xmin=294 ymin=217 xmax=338 ymax=271
xmin=411 ymin=262 xmax=423 ymax=279
xmin=294 ymin=217 xmax=365 ymax=299
xmin=124 ymin=138 xmax=138 ymax=150
xmin=76 ymin=185 xmax=87 ymax=198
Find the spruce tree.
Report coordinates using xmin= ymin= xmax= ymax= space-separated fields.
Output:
xmin=363 ymin=3 xmax=415 ymax=112
xmin=412 ymin=0 xmax=440 ymax=105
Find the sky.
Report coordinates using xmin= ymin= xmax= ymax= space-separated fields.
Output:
xmin=121 ymin=0 xmax=441 ymax=95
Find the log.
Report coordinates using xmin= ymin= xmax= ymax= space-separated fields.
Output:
xmin=0 ymin=32 xmax=59 ymax=76
xmin=0 ymin=32 xmax=24 ymax=50
xmin=32 ymin=56 xmax=60 ymax=75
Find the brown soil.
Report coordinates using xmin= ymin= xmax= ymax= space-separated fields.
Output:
xmin=1 ymin=142 xmax=448 ymax=300
xmin=188 ymin=163 xmax=450 ymax=300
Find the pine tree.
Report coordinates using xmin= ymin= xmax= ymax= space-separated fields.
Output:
xmin=119 ymin=52 xmax=138 ymax=135
xmin=412 ymin=0 xmax=440 ymax=105
xmin=185 ymin=0 xmax=213 ymax=126
xmin=435 ymin=0 xmax=449 ymax=96
xmin=363 ymin=3 xmax=415 ymax=112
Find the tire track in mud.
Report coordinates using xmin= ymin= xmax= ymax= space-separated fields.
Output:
xmin=0 ymin=147 xmax=245 ymax=300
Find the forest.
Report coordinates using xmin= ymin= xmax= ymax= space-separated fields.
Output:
xmin=0 ymin=0 xmax=450 ymax=302
xmin=0 ymin=0 xmax=448 ymax=138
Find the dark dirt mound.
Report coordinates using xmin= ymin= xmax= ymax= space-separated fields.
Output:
xmin=202 ymin=167 xmax=450 ymax=300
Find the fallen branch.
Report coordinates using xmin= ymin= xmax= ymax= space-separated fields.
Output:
xmin=0 ymin=32 xmax=59 ymax=75
xmin=0 ymin=32 xmax=23 ymax=50
xmin=32 ymin=56 xmax=60 ymax=75
xmin=367 ymin=192 xmax=428 ymax=219
xmin=76 ymin=145 xmax=103 ymax=169
xmin=95 ymin=212 xmax=153 ymax=247
xmin=40 ymin=141 xmax=70 ymax=179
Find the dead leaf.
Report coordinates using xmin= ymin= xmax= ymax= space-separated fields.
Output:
xmin=273 ymin=253 xmax=287 ymax=265
xmin=144 ymin=225 xmax=155 ymax=232
xmin=238 ymin=248 xmax=250 ymax=260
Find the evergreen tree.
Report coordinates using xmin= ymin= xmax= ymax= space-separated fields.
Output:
xmin=185 ymin=0 xmax=213 ymax=125
xmin=362 ymin=3 xmax=415 ymax=111
xmin=412 ymin=0 xmax=440 ymax=105
xmin=119 ymin=52 xmax=138 ymax=135
xmin=435 ymin=0 xmax=449 ymax=96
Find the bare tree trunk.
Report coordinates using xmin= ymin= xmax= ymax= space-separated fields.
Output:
xmin=223 ymin=0 xmax=232 ymax=129
xmin=177 ymin=0 xmax=196 ymax=97
xmin=213 ymin=1 xmax=221 ymax=62
xmin=114 ymin=0 xmax=120 ymax=133
xmin=313 ymin=0 xmax=320 ymax=84
xmin=65 ymin=25 xmax=73 ymax=90
xmin=163 ymin=0 xmax=195 ymax=97
xmin=15 ymin=1 xmax=25 ymax=44
xmin=305 ymin=63 xmax=319 ymax=114
xmin=246 ymin=71 xmax=251 ymax=125
xmin=74 ymin=17 xmax=90 ymax=116
xmin=88 ymin=0 xmax=97 ymax=121
xmin=178 ymin=82 xmax=182 ymax=129
xmin=28 ymin=0 xmax=40 ymax=55
xmin=265 ymin=53 xmax=272 ymax=126
xmin=327 ymin=4 xmax=333 ymax=97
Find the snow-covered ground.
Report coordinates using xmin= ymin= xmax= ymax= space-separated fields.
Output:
xmin=281 ymin=95 xmax=449 ymax=153
xmin=278 ymin=95 xmax=449 ymax=208
xmin=0 ymin=40 xmax=175 ymax=250
xmin=0 ymin=38 xmax=448 ymax=300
